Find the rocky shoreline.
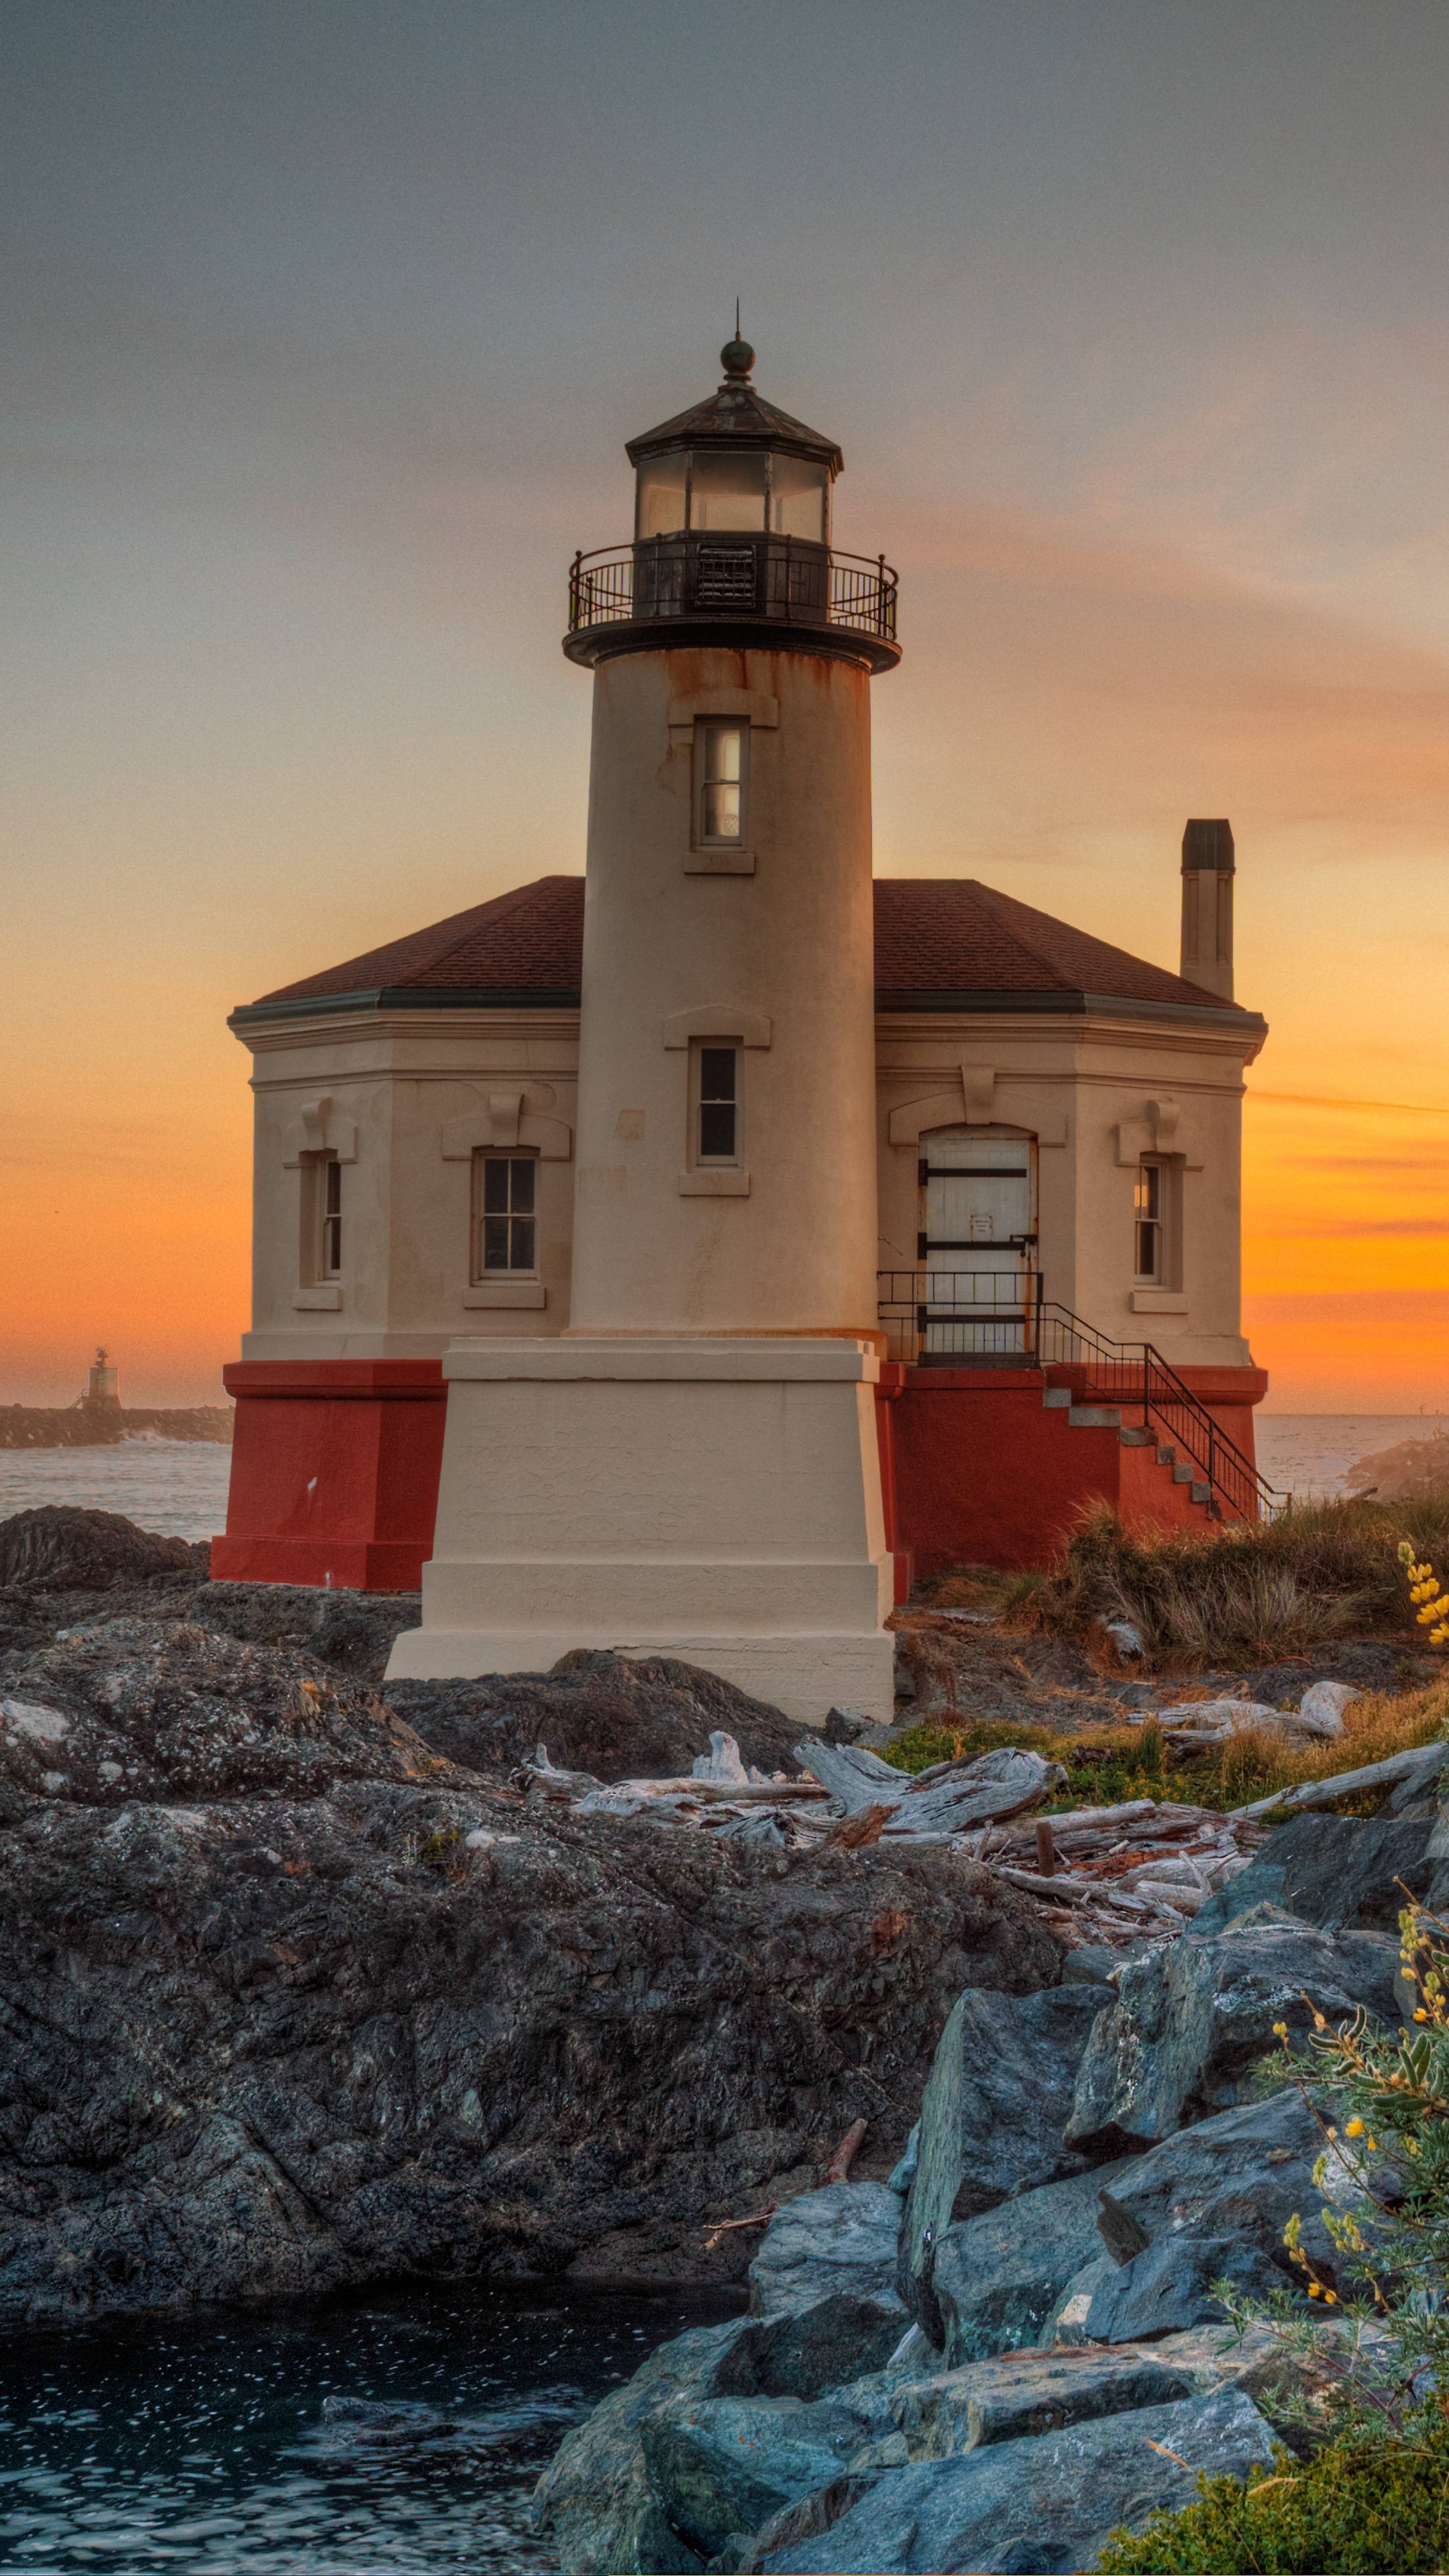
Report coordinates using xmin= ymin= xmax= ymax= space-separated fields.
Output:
xmin=0 ymin=1405 xmax=233 ymax=1449
xmin=4 ymin=1502 xmax=1445 ymax=2569
xmin=537 ymin=1772 xmax=1449 ymax=2571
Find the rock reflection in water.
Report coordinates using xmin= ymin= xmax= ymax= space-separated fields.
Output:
xmin=0 ymin=2277 xmax=743 ymax=2573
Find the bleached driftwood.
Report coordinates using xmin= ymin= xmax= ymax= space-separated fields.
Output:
xmin=793 ymin=1740 xmax=1064 ymax=1837
xmin=1228 ymin=1739 xmax=1449 ymax=1823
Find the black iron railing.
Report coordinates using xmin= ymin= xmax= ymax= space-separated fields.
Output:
xmin=568 ymin=534 xmax=898 ymax=645
xmin=877 ymin=1270 xmax=1284 ymax=1523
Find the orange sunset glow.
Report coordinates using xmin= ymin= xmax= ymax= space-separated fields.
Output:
xmin=3 ymin=4 xmax=1448 ymax=1413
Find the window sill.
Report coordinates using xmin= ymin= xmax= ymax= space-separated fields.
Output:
xmin=679 ymin=1170 xmax=751 ymax=1197
xmin=464 ymin=1280 xmax=546 ymax=1309
xmin=1131 ymin=1289 xmax=1187 ymax=1313
xmin=294 ymin=1286 xmax=343 ymax=1309
xmin=685 ymin=849 xmax=755 ymax=876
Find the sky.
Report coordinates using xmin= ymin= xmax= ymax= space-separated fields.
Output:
xmin=2 ymin=0 xmax=1448 ymax=1411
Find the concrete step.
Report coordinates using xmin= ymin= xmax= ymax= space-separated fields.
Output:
xmin=1191 ymin=1483 xmax=1212 ymax=1504
xmin=1117 ymin=1426 xmax=1155 ymax=1448
xmin=1067 ymin=1405 xmax=1122 ymax=1429
xmin=1041 ymin=1387 xmax=1072 ymax=1409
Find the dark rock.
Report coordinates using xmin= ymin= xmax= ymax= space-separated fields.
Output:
xmin=534 ymin=2298 xmax=906 ymax=2576
xmin=534 ymin=2317 xmax=744 ymax=2575
xmin=927 ymin=2159 xmax=1134 ymax=2366
xmin=1065 ymin=1923 xmax=1403 ymax=2153
xmin=747 ymin=2186 xmax=906 ymax=2326
xmin=0 ymin=1507 xmax=203 ymax=1589
xmin=898 ymin=1982 xmax=1113 ymax=2337
xmin=0 ymin=1620 xmax=1059 ymax=2321
xmin=756 ymin=2385 xmax=1277 ymax=2573
xmin=641 ymin=2383 xmax=891 ymax=2564
xmin=931 ymin=2087 xmax=1328 ymax=2369
xmin=1192 ymin=1809 xmax=1440 ymax=1935
xmin=889 ymin=2344 xmax=1194 ymax=2455
xmin=1067 ymin=2231 xmax=1287 ymax=2343
xmin=718 ymin=2286 xmax=908 ymax=2396
xmin=388 ymin=1650 xmax=808 ymax=1783
xmin=737 ymin=2479 xmax=876 ymax=2574
xmin=318 ymin=2390 xmax=581 ymax=2458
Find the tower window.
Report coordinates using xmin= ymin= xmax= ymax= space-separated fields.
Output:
xmin=696 ymin=721 xmax=747 ymax=847
xmin=1134 ymin=1162 xmax=1162 ymax=1281
xmin=475 ymin=1153 xmax=537 ymax=1276
xmin=697 ymin=1047 xmax=739 ymax=1163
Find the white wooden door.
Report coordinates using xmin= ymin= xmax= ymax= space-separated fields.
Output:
xmin=918 ymin=1130 xmax=1037 ymax=1358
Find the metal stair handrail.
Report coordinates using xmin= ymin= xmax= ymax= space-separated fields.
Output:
xmin=873 ymin=1269 xmax=1285 ymax=1522
xmin=1036 ymin=1301 xmax=1282 ymax=1523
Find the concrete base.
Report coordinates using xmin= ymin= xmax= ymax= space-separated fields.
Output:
xmin=384 ymin=1335 xmax=895 ymax=1722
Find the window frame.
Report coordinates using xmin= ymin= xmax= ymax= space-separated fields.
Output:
xmin=299 ymin=1150 xmax=343 ymax=1287
xmin=1134 ymin=1157 xmax=1183 ymax=1289
xmin=693 ymin=718 xmax=749 ymax=851
xmin=471 ymin=1150 xmax=540 ymax=1284
xmin=691 ymin=1040 xmax=742 ymax=1169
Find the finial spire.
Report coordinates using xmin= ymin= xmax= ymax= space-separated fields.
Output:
xmin=720 ymin=307 xmax=755 ymax=383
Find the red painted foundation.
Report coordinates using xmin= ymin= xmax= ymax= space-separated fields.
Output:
xmin=881 ymin=1364 xmax=1269 ymax=1578
xmin=213 ymin=1353 xmax=1266 ymax=1595
xmin=211 ymin=1360 xmax=447 ymax=1591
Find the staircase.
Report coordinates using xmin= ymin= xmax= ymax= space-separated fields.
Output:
xmin=1041 ymin=1384 xmax=1214 ymax=1516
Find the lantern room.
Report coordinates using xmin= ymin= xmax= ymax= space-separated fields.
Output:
xmin=565 ymin=333 xmax=898 ymax=672
xmin=631 ymin=332 xmax=837 ymax=543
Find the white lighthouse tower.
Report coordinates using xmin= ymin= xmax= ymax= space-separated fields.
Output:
xmin=388 ymin=334 xmax=902 ymax=1718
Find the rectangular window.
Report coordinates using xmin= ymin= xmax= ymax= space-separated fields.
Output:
xmin=475 ymin=1154 xmax=537 ymax=1277
xmin=696 ymin=720 xmax=747 ymax=847
xmin=698 ymin=1046 xmax=739 ymax=1163
xmin=320 ymin=1159 xmax=342 ymax=1277
xmin=1134 ymin=1162 xmax=1162 ymax=1281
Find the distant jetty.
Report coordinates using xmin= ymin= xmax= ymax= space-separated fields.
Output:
xmin=0 ymin=1348 xmax=233 ymax=1449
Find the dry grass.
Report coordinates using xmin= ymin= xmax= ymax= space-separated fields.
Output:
xmin=998 ymin=1495 xmax=1449 ymax=1670
xmin=883 ymin=1679 xmax=1449 ymax=1816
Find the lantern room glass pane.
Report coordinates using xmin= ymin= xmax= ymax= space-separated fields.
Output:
xmin=690 ymin=451 xmax=766 ymax=531
xmin=636 ymin=450 xmax=687 ymax=539
xmin=769 ymin=455 xmax=828 ymax=542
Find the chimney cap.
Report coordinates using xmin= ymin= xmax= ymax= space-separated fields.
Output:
xmin=1182 ymin=818 xmax=1234 ymax=871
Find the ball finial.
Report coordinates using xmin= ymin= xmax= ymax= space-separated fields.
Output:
xmin=720 ymin=315 xmax=755 ymax=380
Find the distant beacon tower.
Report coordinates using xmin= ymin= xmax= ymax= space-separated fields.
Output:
xmin=83 ymin=1346 xmax=120 ymax=1413
xmin=388 ymin=334 xmax=902 ymax=1719
xmin=1180 ymin=818 xmax=1234 ymax=1002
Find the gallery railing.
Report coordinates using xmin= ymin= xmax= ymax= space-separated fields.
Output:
xmin=567 ymin=534 xmax=898 ymax=644
xmin=877 ymin=1270 xmax=1283 ymax=1523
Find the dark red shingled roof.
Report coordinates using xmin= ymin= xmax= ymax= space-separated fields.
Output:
xmin=238 ymin=872 xmax=1250 ymax=1020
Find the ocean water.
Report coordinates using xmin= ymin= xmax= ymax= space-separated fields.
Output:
xmin=0 ymin=1440 xmax=233 ymax=1544
xmin=1254 ymin=1413 xmax=1446 ymax=1502
xmin=0 ymin=2280 xmax=739 ymax=2575
xmin=0 ymin=1421 xmax=1443 ymax=1548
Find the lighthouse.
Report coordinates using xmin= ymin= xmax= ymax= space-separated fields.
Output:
xmin=386 ymin=333 xmax=902 ymax=1717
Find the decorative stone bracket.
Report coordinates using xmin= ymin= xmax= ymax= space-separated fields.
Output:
xmin=282 ymin=1096 xmax=358 ymax=1167
xmin=888 ymin=1065 xmax=1068 ymax=1146
xmin=1116 ymin=1096 xmax=1203 ymax=1169
xmin=441 ymin=1089 xmax=573 ymax=1160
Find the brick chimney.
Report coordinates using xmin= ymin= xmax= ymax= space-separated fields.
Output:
xmin=1180 ymin=817 xmax=1234 ymax=1002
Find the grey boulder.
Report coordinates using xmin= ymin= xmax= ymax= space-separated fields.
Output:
xmin=1057 ymin=2231 xmax=1288 ymax=2343
xmin=758 ymin=2385 xmax=1277 ymax=2573
xmin=928 ymin=2159 xmax=1134 ymax=2367
xmin=889 ymin=2344 xmax=1195 ymax=2456
xmin=747 ymin=2183 xmax=906 ymax=2324
xmin=1065 ymin=1922 xmax=1402 ymax=2153
xmin=642 ymin=2387 xmax=888 ymax=2565
xmin=932 ymin=2087 xmax=1328 ymax=2369
xmin=899 ymin=1982 xmax=1114 ymax=2336
xmin=1191 ymin=1809 xmax=1441 ymax=1935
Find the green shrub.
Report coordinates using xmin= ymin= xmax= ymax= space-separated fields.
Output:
xmin=1095 ymin=2419 xmax=1449 ymax=2573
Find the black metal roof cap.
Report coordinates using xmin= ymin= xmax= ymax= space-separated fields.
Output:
xmin=625 ymin=337 xmax=844 ymax=476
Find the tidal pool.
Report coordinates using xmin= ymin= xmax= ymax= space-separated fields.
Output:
xmin=0 ymin=2278 xmax=742 ymax=2573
